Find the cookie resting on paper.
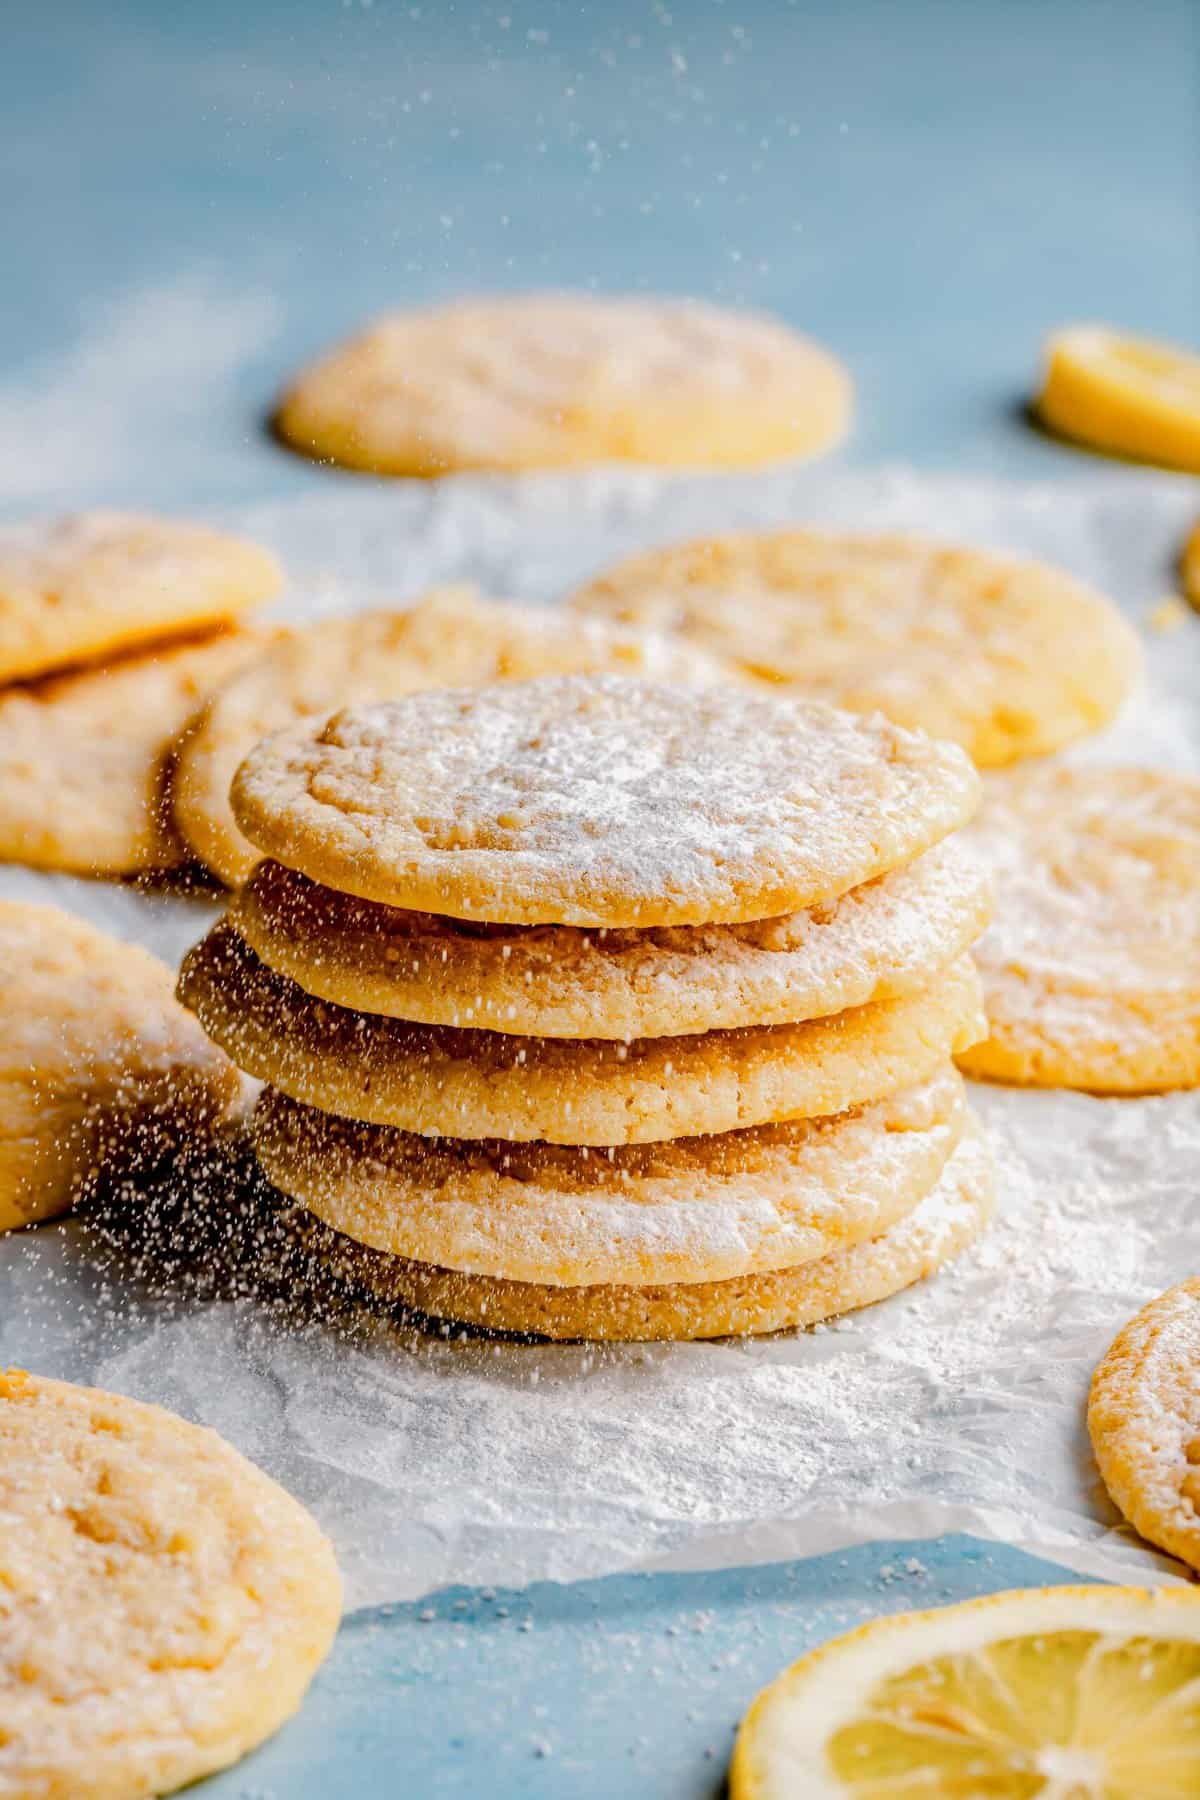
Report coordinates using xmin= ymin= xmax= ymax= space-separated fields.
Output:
xmin=571 ymin=528 xmax=1140 ymax=766
xmin=0 ymin=1369 xmax=340 ymax=1800
xmin=959 ymin=765 xmax=1200 ymax=1092
xmin=0 ymin=511 xmax=280 ymax=684
xmin=0 ymin=901 xmax=238 ymax=1232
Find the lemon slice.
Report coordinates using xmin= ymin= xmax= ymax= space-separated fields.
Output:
xmin=731 ymin=1584 xmax=1200 ymax=1797
xmin=1182 ymin=523 xmax=1200 ymax=613
xmin=1036 ymin=326 xmax=1200 ymax=471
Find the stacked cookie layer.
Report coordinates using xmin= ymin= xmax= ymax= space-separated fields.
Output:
xmin=180 ymin=674 xmax=995 ymax=1341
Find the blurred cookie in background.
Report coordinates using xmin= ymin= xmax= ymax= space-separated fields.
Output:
xmin=571 ymin=527 xmax=1140 ymax=766
xmin=274 ymin=293 xmax=851 ymax=476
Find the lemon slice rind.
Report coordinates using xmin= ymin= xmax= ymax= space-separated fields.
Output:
xmin=1037 ymin=324 xmax=1200 ymax=471
xmin=731 ymin=1583 xmax=1200 ymax=1798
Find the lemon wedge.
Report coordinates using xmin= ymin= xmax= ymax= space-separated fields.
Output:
xmin=731 ymin=1584 xmax=1200 ymax=1797
xmin=1037 ymin=326 xmax=1200 ymax=470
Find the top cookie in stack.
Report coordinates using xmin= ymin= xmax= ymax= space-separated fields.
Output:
xmin=180 ymin=675 xmax=994 ymax=1341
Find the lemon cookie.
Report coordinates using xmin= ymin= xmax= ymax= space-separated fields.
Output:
xmin=179 ymin=924 xmax=985 ymax=1144
xmin=233 ymin=837 xmax=991 ymax=1039
xmin=0 ymin=902 xmax=239 ymax=1232
xmin=731 ymin=1584 xmax=1200 ymax=1798
xmin=571 ymin=529 xmax=1140 ymax=766
xmin=230 ymin=675 xmax=980 ymax=928
xmin=173 ymin=588 xmax=726 ymax=887
xmin=958 ymin=765 xmax=1200 ymax=1092
xmin=0 ymin=511 xmax=281 ymax=685
xmin=294 ymin=1117 xmax=993 ymax=1341
xmin=0 ymin=628 xmax=267 ymax=876
xmin=1089 ymin=1278 xmax=1200 ymax=1573
xmin=253 ymin=1066 xmax=965 ymax=1287
xmin=0 ymin=1368 xmax=340 ymax=1799
xmin=274 ymin=293 xmax=851 ymax=476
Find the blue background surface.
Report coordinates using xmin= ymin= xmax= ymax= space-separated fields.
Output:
xmin=1 ymin=0 xmax=1196 ymax=514
xmin=3 ymin=1 xmax=1194 ymax=1790
xmin=200 ymin=1536 xmax=1099 ymax=1797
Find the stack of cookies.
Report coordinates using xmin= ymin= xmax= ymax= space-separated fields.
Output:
xmin=179 ymin=674 xmax=995 ymax=1342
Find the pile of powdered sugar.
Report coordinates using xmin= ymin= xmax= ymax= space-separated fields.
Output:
xmin=1 ymin=464 xmax=1198 ymax=1608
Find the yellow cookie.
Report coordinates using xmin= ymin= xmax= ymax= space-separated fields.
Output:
xmin=959 ymin=765 xmax=1200 ymax=1093
xmin=570 ymin=529 xmax=1140 ymax=766
xmin=0 ymin=511 xmax=281 ymax=685
xmin=252 ymin=1066 xmax=965 ymax=1287
xmin=178 ymin=924 xmax=985 ymax=1145
xmin=173 ymin=588 xmax=727 ymax=887
xmin=0 ymin=902 xmax=239 ymax=1232
xmin=0 ymin=629 xmax=267 ymax=876
xmin=293 ymin=1117 xmax=993 ymax=1341
xmin=230 ymin=674 xmax=980 ymax=928
xmin=1089 ymin=1278 xmax=1200 ymax=1574
xmin=232 ymin=838 xmax=991 ymax=1040
xmin=0 ymin=1368 xmax=341 ymax=1799
xmin=274 ymin=293 xmax=851 ymax=476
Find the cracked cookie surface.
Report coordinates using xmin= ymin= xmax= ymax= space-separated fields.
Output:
xmin=0 ymin=1369 xmax=340 ymax=1800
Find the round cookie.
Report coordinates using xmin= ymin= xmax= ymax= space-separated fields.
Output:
xmin=252 ymin=1066 xmax=966 ymax=1287
xmin=958 ymin=765 xmax=1200 ymax=1093
xmin=0 ymin=628 xmax=268 ymax=876
xmin=178 ymin=924 xmax=985 ymax=1145
xmin=0 ymin=511 xmax=281 ymax=685
xmin=295 ymin=1119 xmax=994 ymax=1341
xmin=570 ymin=529 xmax=1140 ymax=767
xmin=232 ymin=838 xmax=990 ymax=1040
xmin=0 ymin=1368 xmax=341 ymax=1798
xmin=274 ymin=293 xmax=851 ymax=476
xmin=1089 ymin=1279 xmax=1200 ymax=1574
xmin=0 ymin=902 xmax=239 ymax=1232
xmin=173 ymin=588 xmax=727 ymax=887
xmin=230 ymin=674 xmax=981 ymax=928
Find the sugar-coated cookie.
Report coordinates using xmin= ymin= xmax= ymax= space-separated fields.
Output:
xmin=275 ymin=293 xmax=851 ymax=475
xmin=252 ymin=1066 xmax=965 ymax=1287
xmin=571 ymin=529 xmax=1140 ymax=766
xmin=0 ymin=511 xmax=280 ymax=684
xmin=296 ymin=1120 xmax=993 ymax=1341
xmin=0 ymin=629 xmax=266 ymax=875
xmin=230 ymin=674 xmax=980 ymax=928
xmin=232 ymin=838 xmax=990 ymax=1039
xmin=0 ymin=902 xmax=239 ymax=1231
xmin=1090 ymin=1279 xmax=1200 ymax=1573
xmin=0 ymin=1369 xmax=340 ymax=1798
xmin=959 ymin=765 xmax=1200 ymax=1092
xmin=173 ymin=589 xmax=726 ymax=887
xmin=179 ymin=924 xmax=984 ymax=1145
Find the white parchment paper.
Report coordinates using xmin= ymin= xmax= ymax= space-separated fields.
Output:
xmin=2 ymin=465 xmax=1198 ymax=1608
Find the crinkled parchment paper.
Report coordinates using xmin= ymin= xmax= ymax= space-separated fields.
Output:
xmin=2 ymin=466 xmax=1198 ymax=1607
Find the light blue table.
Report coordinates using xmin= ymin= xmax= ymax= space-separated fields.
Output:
xmin=3 ymin=2 xmax=1196 ymax=1790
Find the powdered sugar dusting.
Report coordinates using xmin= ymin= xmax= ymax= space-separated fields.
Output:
xmin=2 ymin=467 xmax=1199 ymax=1603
